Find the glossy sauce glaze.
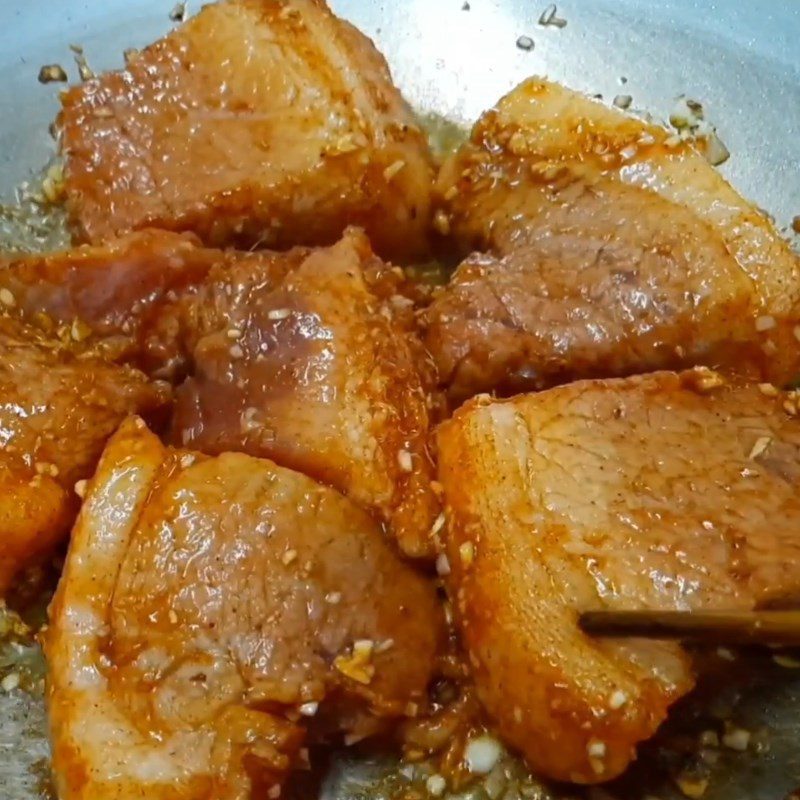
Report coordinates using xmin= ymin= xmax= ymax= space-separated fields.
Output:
xmin=57 ymin=0 xmax=434 ymax=263
xmin=0 ymin=315 xmax=170 ymax=593
xmin=426 ymin=78 xmax=800 ymax=402
xmin=0 ymin=228 xmax=441 ymax=558
xmin=0 ymin=229 xmax=222 ymax=376
xmin=46 ymin=418 xmax=446 ymax=800
xmin=437 ymin=369 xmax=800 ymax=783
xmin=7 ymin=6 xmax=798 ymax=798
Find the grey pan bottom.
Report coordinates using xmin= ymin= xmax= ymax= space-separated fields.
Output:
xmin=0 ymin=1 xmax=799 ymax=799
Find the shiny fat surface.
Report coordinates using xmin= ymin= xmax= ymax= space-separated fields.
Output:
xmin=437 ymin=370 xmax=800 ymax=783
xmin=57 ymin=0 xmax=434 ymax=263
xmin=0 ymin=229 xmax=223 ymax=376
xmin=441 ymin=79 xmax=799 ymax=313
xmin=170 ymin=228 xmax=440 ymax=558
xmin=427 ymin=78 xmax=800 ymax=401
xmin=0 ymin=228 xmax=440 ymax=558
xmin=1 ymin=2 xmax=798 ymax=800
xmin=0 ymin=316 xmax=169 ymax=593
xmin=46 ymin=418 xmax=444 ymax=800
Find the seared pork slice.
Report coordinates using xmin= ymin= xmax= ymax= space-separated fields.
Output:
xmin=0 ymin=318 xmax=169 ymax=593
xmin=0 ymin=229 xmax=299 ymax=380
xmin=436 ymin=370 xmax=800 ymax=783
xmin=0 ymin=460 xmax=72 ymax=596
xmin=46 ymin=418 xmax=444 ymax=800
xmin=58 ymin=0 xmax=433 ymax=262
xmin=0 ymin=229 xmax=440 ymax=557
xmin=428 ymin=78 xmax=800 ymax=399
xmin=0 ymin=229 xmax=223 ymax=377
xmin=426 ymin=183 xmax=759 ymax=401
xmin=170 ymin=229 xmax=440 ymax=557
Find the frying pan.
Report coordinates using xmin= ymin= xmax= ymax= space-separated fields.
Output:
xmin=0 ymin=2 xmax=799 ymax=799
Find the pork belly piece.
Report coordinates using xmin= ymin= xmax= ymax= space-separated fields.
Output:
xmin=46 ymin=418 xmax=444 ymax=800
xmin=0 ymin=229 xmax=223 ymax=377
xmin=0 ymin=318 xmax=169 ymax=593
xmin=169 ymin=229 xmax=440 ymax=557
xmin=436 ymin=369 xmax=800 ymax=783
xmin=427 ymin=78 xmax=800 ymax=400
xmin=426 ymin=192 xmax=758 ymax=401
xmin=58 ymin=0 xmax=434 ymax=262
xmin=0 ymin=229 xmax=440 ymax=557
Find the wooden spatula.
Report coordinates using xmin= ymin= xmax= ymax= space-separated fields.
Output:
xmin=579 ymin=609 xmax=800 ymax=647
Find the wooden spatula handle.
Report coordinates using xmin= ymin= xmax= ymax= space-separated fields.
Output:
xmin=579 ymin=609 xmax=800 ymax=646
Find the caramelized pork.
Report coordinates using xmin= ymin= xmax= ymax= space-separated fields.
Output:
xmin=169 ymin=229 xmax=439 ymax=557
xmin=0 ymin=318 xmax=169 ymax=593
xmin=0 ymin=229 xmax=222 ymax=376
xmin=428 ymin=78 xmax=800 ymax=400
xmin=0 ymin=229 xmax=439 ymax=557
xmin=46 ymin=418 xmax=444 ymax=799
xmin=58 ymin=0 xmax=433 ymax=262
xmin=437 ymin=370 xmax=800 ymax=783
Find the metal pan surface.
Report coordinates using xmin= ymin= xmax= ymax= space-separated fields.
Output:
xmin=0 ymin=2 xmax=798 ymax=799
